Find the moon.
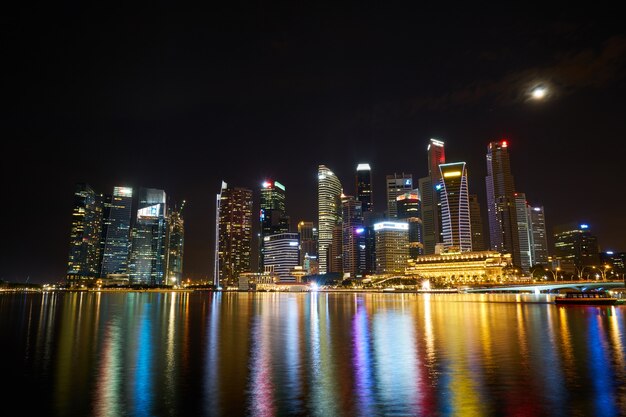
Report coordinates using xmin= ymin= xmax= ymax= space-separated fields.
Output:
xmin=531 ymin=86 xmax=547 ymax=100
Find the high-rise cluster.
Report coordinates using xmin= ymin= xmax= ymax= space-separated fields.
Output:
xmin=66 ymin=184 xmax=185 ymax=287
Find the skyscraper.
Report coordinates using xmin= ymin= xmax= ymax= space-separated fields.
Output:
xmin=374 ymin=221 xmax=409 ymax=274
xmin=67 ymin=183 xmax=103 ymax=286
xmin=100 ymin=186 xmax=133 ymax=277
xmin=528 ymin=205 xmax=549 ymax=265
xmin=356 ymin=163 xmax=373 ymax=213
xmin=419 ymin=138 xmax=446 ymax=254
xmin=165 ymin=201 xmax=185 ymax=286
xmin=297 ymin=221 xmax=317 ymax=265
xmin=485 ymin=140 xmax=520 ymax=266
xmin=439 ymin=162 xmax=472 ymax=252
xmin=468 ymin=194 xmax=486 ymax=251
xmin=514 ymin=193 xmax=532 ymax=272
xmin=259 ymin=180 xmax=289 ymax=270
xmin=217 ymin=184 xmax=253 ymax=287
xmin=553 ymin=223 xmax=599 ymax=274
xmin=342 ymin=195 xmax=365 ymax=278
xmin=318 ymin=165 xmax=342 ymax=274
xmin=129 ymin=188 xmax=168 ymax=285
xmin=397 ymin=190 xmax=423 ymax=258
xmin=386 ymin=173 xmax=413 ymax=218
xmin=263 ymin=233 xmax=299 ymax=281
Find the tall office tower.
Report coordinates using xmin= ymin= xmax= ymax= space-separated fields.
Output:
xmin=328 ymin=224 xmax=344 ymax=274
xmin=297 ymin=221 xmax=317 ymax=265
xmin=374 ymin=221 xmax=409 ymax=274
xmin=553 ymin=223 xmax=599 ymax=274
xmin=341 ymin=195 xmax=365 ymax=278
xmin=397 ymin=190 xmax=423 ymax=258
xmin=513 ymin=193 xmax=532 ymax=272
xmin=165 ymin=201 xmax=185 ymax=286
xmin=263 ymin=233 xmax=299 ymax=281
xmin=386 ymin=173 xmax=413 ymax=218
xmin=217 ymin=184 xmax=253 ymax=287
xmin=259 ymin=180 xmax=289 ymax=270
xmin=128 ymin=188 xmax=168 ymax=285
xmin=439 ymin=162 xmax=472 ymax=252
xmin=468 ymin=194 xmax=486 ymax=251
xmin=363 ymin=211 xmax=384 ymax=276
xmin=528 ymin=205 xmax=549 ymax=265
xmin=356 ymin=163 xmax=373 ymax=213
xmin=67 ymin=183 xmax=103 ymax=286
xmin=419 ymin=138 xmax=446 ymax=254
xmin=318 ymin=165 xmax=342 ymax=274
xmin=100 ymin=186 xmax=133 ymax=277
xmin=485 ymin=140 xmax=520 ymax=266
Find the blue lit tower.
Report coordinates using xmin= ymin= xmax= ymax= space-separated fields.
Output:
xmin=318 ymin=165 xmax=342 ymax=274
xmin=259 ymin=180 xmax=289 ymax=270
xmin=100 ymin=186 xmax=133 ymax=277
xmin=439 ymin=162 xmax=472 ymax=252
xmin=129 ymin=188 xmax=168 ymax=285
xmin=66 ymin=183 xmax=103 ymax=286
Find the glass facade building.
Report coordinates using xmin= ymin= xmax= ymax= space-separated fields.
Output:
xmin=439 ymin=162 xmax=472 ymax=252
xmin=100 ymin=186 xmax=133 ymax=277
xmin=318 ymin=165 xmax=342 ymax=274
xmin=397 ymin=190 xmax=424 ymax=258
xmin=419 ymin=138 xmax=446 ymax=254
xmin=385 ymin=173 xmax=412 ymax=218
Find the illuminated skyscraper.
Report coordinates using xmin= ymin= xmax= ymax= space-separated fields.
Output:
xmin=263 ymin=233 xmax=299 ymax=281
xmin=386 ymin=173 xmax=412 ymax=218
xmin=374 ymin=221 xmax=409 ymax=274
xmin=439 ymin=162 xmax=472 ymax=252
xmin=342 ymin=195 xmax=365 ymax=278
xmin=553 ymin=223 xmax=599 ymax=274
xmin=217 ymin=184 xmax=253 ymax=287
xmin=528 ymin=205 xmax=549 ymax=265
xmin=66 ymin=183 xmax=103 ymax=286
xmin=397 ymin=190 xmax=423 ymax=258
xmin=468 ymin=194 xmax=486 ymax=251
xmin=356 ymin=163 xmax=373 ymax=213
xmin=419 ymin=138 xmax=445 ymax=254
xmin=298 ymin=221 xmax=317 ymax=265
xmin=100 ymin=186 xmax=133 ymax=277
xmin=485 ymin=140 xmax=520 ymax=266
xmin=165 ymin=201 xmax=185 ymax=286
xmin=514 ymin=193 xmax=532 ymax=272
xmin=259 ymin=180 xmax=289 ymax=270
xmin=318 ymin=165 xmax=342 ymax=274
xmin=129 ymin=188 xmax=168 ymax=285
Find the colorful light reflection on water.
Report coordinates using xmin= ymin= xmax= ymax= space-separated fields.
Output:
xmin=1 ymin=292 xmax=625 ymax=416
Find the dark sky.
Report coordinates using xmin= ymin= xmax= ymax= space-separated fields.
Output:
xmin=3 ymin=4 xmax=626 ymax=283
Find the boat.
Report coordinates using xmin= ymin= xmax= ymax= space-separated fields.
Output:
xmin=554 ymin=291 xmax=625 ymax=305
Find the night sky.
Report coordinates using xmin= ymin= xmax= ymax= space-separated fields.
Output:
xmin=4 ymin=4 xmax=626 ymax=284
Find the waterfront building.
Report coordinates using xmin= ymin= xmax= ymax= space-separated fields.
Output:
xmin=485 ymin=140 xmax=520 ymax=266
xmin=259 ymin=180 xmax=289 ymax=270
xmin=165 ymin=201 xmax=185 ymax=286
xmin=468 ymin=194 xmax=486 ymax=251
xmin=374 ymin=221 xmax=409 ymax=274
xmin=129 ymin=188 xmax=168 ymax=285
xmin=100 ymin=186 xmax=133 ymax=277
xmin=419 ymin=138 xmax=446 ymax=254
xmin=297 ymin=221 xmax=317 ymax=265
xmin=263 ymin=233 xmax=300 ymax=281
xmin=386 ymin=173 xmax=413 ymax=218
xmin=328 ymin=224 xmax=343 ymax=274
xmin=406 ymin=250 xmax=514 ymax=283
xmin=356 ymin=163 xmax=373 ymax=213
xmin=528 ymin=205 xmax=549 ymax=265
xmin=342 ymin=195 xmax=365 ymax=278
xmin=600 ymin=251 xmax=625 ymax=275
xmin=318 ymin=165 xmax=342 ymax=274
xmin=439 ymin=162 xmax=472 ymax=252
xmin=553 ymin=223 xmax=599 ymax=274
xmin=303 ymin=253 xmax=319 ymax=275
xmin=66 ymin=183 xmax=103 ymax=286
xmin=396 ymin=190 xmax=423 ymax=258
xmin=217 ymin=183 xmax=253 ymax=287
xmin=514 ymin=193 xmax=532 ymax=272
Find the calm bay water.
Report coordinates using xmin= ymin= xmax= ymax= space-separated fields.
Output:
xmin=1 ymin=291 xmax=625 ymax=416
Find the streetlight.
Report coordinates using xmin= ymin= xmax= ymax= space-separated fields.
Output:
xmin=545 ymin=267 xmax=561 ymax=282
xmin=593 ymin=264 xmax=611 ymax=281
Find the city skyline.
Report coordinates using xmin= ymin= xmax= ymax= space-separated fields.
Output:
xmin=4 ymin=6 xmax=626 ymax=283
